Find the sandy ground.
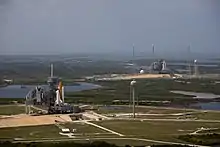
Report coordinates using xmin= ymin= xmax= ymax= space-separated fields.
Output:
xmin=97 ymin=74 xmax=172 ymax=81
xmin=123 ymin=74 xmax=171 ymax=79
xmin=0 ymin=114 xmax=72 ymax=128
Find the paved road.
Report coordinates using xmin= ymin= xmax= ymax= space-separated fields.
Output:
xmin=31 ymin=105 xmax=47 ymax=113
xmin=115 ymin=117 xmax=220 ymax=123
xmin=113 ymin=105 xmax=220 ymax=113
xmin=113 ymin=111 xmax=204 ymax=117
xmin=0 ymin=104 xmax=25 ymax=107
xmin=84 ymin=121 xmax=124 ymax=136
xmin=12 ymin=137 xmax=208 ymax=147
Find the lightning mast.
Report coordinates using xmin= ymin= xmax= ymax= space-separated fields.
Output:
xmin=50 ymin=64 xmax=54 ymax=77
xmin=132 ymin=43 xmax=135 ymax=62
xmin=150 ymin=44 xmax=155 ymax=73
xmin=187 ymin=45 xmax=191 ymax=76
xmin=152 ymin=44 xmax=155 ymax=58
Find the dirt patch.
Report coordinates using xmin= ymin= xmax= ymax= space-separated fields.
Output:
xmin=0 ymin=114 xmax=72 ymax=128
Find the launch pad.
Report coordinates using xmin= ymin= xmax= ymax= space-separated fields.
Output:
xmin=25 ymin=64 xmax=74 ymax=114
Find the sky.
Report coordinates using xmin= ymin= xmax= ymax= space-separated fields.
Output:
xmin=0 ymin=0 xmax=219 ymax=56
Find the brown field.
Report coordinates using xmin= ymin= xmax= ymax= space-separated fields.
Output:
xmin=123 ymin=74 xmax=171 ymax=79
xmin=0 ymin=114 xmax=72 ymax=128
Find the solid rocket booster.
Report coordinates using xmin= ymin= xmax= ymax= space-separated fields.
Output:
xmin=62 ymin=86 xmax=64 ymax=103
xmin=57 ymin=81 xmax=64 ymax=103
xmin=58 ymin=81 xmax=63 ymax=100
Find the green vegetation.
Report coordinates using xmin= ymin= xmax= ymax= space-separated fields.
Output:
xmin=62 ymin=122 xmax=109 ymax=134
xmin=0 ymin=141 xmax=119 ymax=147
xmin=0 ymin=98 xmax=24 ymax=105
xmin=65 ymin=80 xmax=191 ymax=105
xmin=1 ymin=117 xmax=220 ymax=146
xmin=0 ymin=81 xmax=6 ymax=87
xmin=199 ymin=128 xmax=220 ymax=134
xmin=0 ymin=123 xmax=111 ymax=140
xmin=2 ymin=59 xmax=220 ymax=107
xmin=178 ymin=134 xmax=220 ymax=146
xmin=195 ymin=111 xmax=220 ymax=120
xmin=0 ymin=141 xmax=194 ymax=147
xmin=0 ymin=60 xmax=127 ymax=84
xmin=0 ymin=125 xmax=61 ymax=140
xmin=95 ymin=105 xmax=193 ymax=114
xmin=1 ymin=78 xmax=219 ymax=108
xmin=96 ymin=105 xmax=220 ymax=120
xmin=0 ymin=105 xmax=25 ymax=115
xmin=65 ymin=79 xmax=220 ymax=106
xmin=94 ymin=120 xmax=220 ymax=142
xmin=93 ymin=139 xmax=157 ymax=147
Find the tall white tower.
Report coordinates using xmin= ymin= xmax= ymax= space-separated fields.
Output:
xmin=187 ymin=45 xmax=191 ymax=76
xmin=132 ymin=43 xmax=135 ymax=59
xmin=130 ymin=79 xmax=137 ymax=118
xmin=152 ymin=44 xmax=155 ymax=57
xmin=194 ymin=59 xmax=198 ymax=77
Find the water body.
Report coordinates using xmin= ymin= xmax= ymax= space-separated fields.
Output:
xmin=191 ymin=102 xmax=220 ymax=111
xmin=0 ymin=82 xmax=101 ymax=98
xmin=169 ymin=63 xmax=219 ymax=67
xmin=170 ymin=90 xmax=220 ymax=99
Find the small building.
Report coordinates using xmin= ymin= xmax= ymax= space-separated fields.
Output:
xmin=61 ymin=128 xmax=70 ymax=133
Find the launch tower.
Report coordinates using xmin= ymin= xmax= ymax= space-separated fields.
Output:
xmin=25 ymin=64 xmax=73 ymax=114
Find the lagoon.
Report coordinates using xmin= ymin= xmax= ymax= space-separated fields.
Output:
xmin=0 ymin=82 xmax=101 ymax=98
xmin=170 ymin=90 xmax=220 ymax=99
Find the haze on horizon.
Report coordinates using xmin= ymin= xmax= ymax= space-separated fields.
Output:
xmin=0 ymin=0 xmax=219 ymax=57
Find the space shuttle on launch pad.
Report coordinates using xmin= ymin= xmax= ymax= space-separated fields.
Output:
xmin=55 ymin=81 xmax=65 ymax=105
xmin=49 ymin=64 xmax=65 ymax=106
xmin=25 ymin=64 xmax=74 ymax=114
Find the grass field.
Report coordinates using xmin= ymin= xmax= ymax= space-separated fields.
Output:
xmin=63 ymin=122 xmax=106 ymax=133
xmin=96 ymin=105 xmax=194 ymax=114
xmin=94 ymin=120 xmax=220 ymax=142
xmin=96 ymin=105 xmax=220 ymax=120
xmin=0 ymin=119 xmax=220 ymax=146
xmin=199 ymin=128 xmax=220 ymax=134
xmin=172 ymin=110 xmax=220 ymax=120
xmin=178 ymin=133 xmax=220 ymax=146
xmin=0 ymin=105 xmax=25 ymax=115
xmin=85 ymin=139 xmax=160 ymax=146
xmin=62 ymin=122 xmax=114 ymax=137
xmin=0 ymin=122 xmax=113 ymax=140
xmin=64 ymin=139 xmax=157 ymax=146
xmin=195 ymin=111 xmax=220 ymax=120
xmin=0 ymin=98 xmax=24 ymax=105
xmin=0 ymin=125 xmax=60 ymax=140
xmin=65 ymin=79 xmax=220 ymax=107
